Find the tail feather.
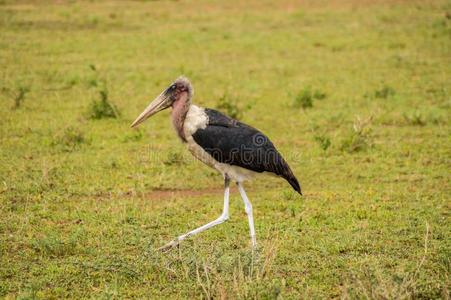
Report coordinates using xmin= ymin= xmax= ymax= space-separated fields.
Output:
xmin=274 ymin=154 xmax=302 ymax=195
xmin=284 ymin=172 xmax=302 ymax=195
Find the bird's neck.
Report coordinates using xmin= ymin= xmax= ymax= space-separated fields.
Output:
xmin=171 ymin=92 xmax=191 ymax=142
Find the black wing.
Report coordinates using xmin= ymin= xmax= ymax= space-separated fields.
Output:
xmin=192 ymin=109 xmax=301 ymax=194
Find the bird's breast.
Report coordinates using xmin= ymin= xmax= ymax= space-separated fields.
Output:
xmin=180 ymin=105 xmax=216 ymax=168
xmin=182 ymin=105 xmax=208 ymax=138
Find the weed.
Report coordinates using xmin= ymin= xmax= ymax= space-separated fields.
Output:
xmin=53 ymin=126 xmax=85 ymax=151
xmin=294 ymin=87 xmax=313 ymax=109
xmin=341 ymin=117 xmax=373 ymax=153
xmin=374 ymin=85 xmax=396 ymax=99
xmin=403 ymin=111 xmax=426 ymax=126
xmin=88 ymin=87 xmax=120 ymax=119
xmin=13 ymin=85 xmax=30 ymax=109
xmin=86 ymin=65 xmax=121 ymax=119
xmin=313 ymin=89 xmax=327 ymax=100
xmin=2 ymin=83 xmax=31 ymax=109
xmin=431 ymin=17 xmax=451 ymax=38
xmin=164 ymin=151 xmax=185 ymax=166
xmin=293 ymin=87 xmax=327 ymax=109
xmin=216 ymin=93 xmax=251 ymax=120
xmin=314 ymin=134 xmax=331 ymax=151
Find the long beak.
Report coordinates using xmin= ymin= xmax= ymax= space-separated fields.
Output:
xmin=130 ymin=89 xmax=171 ymax=128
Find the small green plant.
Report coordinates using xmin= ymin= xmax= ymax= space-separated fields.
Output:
xmin=293 ymin=87 xmax=327 ymax=109
xmin=53 ymin=126 xmax=85 ymax=151
xmin=88 ymin=87 xmax=120 ymax=119
xmin=2 ymin=83 xmax=31 ymax=109
xmin=374 ymin=85 xmax=396 ymax=99
xmin=164 ymin=151 xmax=185 ymax=166
xmin=313 ymin=89 xmax=327 ymax=100
xmin=294 ymin=87 xmax=313 ymax=109
xmin=341 ymin=116 xmax=373 ymax=153
xmin=431 ymin=17 xmax=451 ymax=38
xmin=86 ymin=65 xmax=121 ymax=119
xmin=216 ymin=93 xmax=251 ymax=120
xmin=403 ymin=111 xmax=426 ymax=126
xmin=314 ymin=134 xmax=331 ymax=151
xmin=13 ymin=85 xmax=30 ymax=109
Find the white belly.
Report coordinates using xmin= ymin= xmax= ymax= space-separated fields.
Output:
xmin=182 ymin=105 xmax=257 ymax=182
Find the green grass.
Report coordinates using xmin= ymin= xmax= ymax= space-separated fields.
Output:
xmin=0 ymin=0 xmax=450 ymax=298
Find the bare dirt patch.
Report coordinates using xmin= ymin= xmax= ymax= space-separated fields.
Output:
xmin=92 ymin=187 xmax=232 ymax=202
xmin=144 ymin=187 xmax=224 ymax=200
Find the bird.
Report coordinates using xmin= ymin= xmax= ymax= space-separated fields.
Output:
xmin=131 ymin=76 xmax=301 ymax=251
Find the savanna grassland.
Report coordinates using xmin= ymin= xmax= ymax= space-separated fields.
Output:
xmin=0 ymin=0 xmax=450 ymax=298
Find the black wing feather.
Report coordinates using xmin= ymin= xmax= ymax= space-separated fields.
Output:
xmin=192 ymin=109 xmax=301 ymax=194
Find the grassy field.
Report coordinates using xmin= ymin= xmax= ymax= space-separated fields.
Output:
xmin=1 ymin=0 xmax=450 ymax=298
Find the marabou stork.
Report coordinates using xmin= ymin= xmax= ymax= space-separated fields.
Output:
xmin=131 ymin=76 xmax=301 ymax=250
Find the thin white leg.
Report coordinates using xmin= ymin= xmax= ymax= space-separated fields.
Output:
xmin=237 ymin=182 xmax=257 ymax=248
xmin=159 ymin=177 xmax=230 ymax=251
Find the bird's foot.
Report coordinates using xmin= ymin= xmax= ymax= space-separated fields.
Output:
xmin=157 ymin=239 xmax=180 ymax=252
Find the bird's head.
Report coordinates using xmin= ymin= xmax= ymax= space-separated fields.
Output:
xmin=131 ymin=76 xmax=193 ymax=128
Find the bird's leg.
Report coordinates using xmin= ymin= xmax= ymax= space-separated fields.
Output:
xmin=237 ymin=182 xmax=257 ymax=249
xmin=158 ymin=177 xmax=230 ymax=251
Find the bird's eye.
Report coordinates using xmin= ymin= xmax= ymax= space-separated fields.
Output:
xmin=170 ymin=84 xmax=176 ymax=90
